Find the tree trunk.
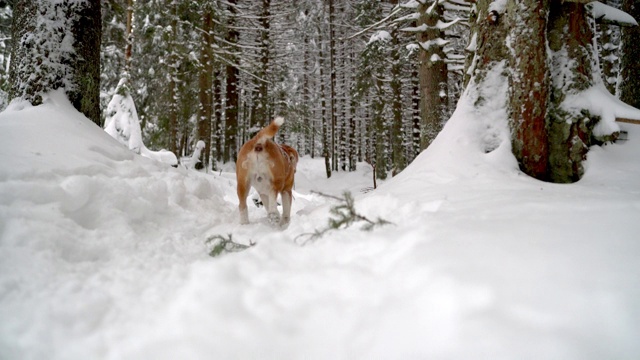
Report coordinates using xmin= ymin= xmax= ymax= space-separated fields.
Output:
xmin=213 ymin=69 xmax=222 ymax=167
xmin=373 ymin=78 xmax=387 ymax=180
xmin=319 ymin=26 xmax=331 ymax=179
xmin=417 ymin=0 xmax=448 ymax=149
xmin=167 ymin=1 xmax=179 ymax=156
xmin=390 ymin=27 xmax=406 ymax=175
xmin=507 ymin=0 xmax=551 ymax=180
xmin=547 ymin=2 xmax=599 ymax=183
xmin=224 ymin=0 xmax=239 ymax=163
xmin=329 ymin=0 xmax=338 ymax=171
xmin=620 ymin=0 xmax=640 ymax=108
xmin=196 ymin=7 xmax=213 ymax=171
xmin=257 ymin=0 xmax=271 ymax=124
xmin=10 ymin=0 xmax=101 ymax=126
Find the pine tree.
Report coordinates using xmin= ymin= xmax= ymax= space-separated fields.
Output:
xmin=9 ymin=0 xmax=101 ymax=125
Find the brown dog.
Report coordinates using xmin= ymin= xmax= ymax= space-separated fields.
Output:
xmin=236 ymin=117 xmax=298 ymax=226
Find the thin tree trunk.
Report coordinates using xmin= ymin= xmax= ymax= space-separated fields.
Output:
xmin=197 ymin=7 xmax=213 ymax=171
xmin=390 ymin=27 xmax=405 ymax=175
xmin=417 ymin=0 xmax=448 ymax=149
xmin=224 ymin=0 xmax=239 ymax=163
xmin=319 ymin=26 xmax=331 ymax=178
xmin=329 ymin=0 xmax=337 ymax=171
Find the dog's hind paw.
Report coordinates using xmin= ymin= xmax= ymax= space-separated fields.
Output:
xmin=279 ymin=216 xmax=290 ymax=228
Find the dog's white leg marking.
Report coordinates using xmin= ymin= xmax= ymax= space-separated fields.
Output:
xmin=266 ymin=190 xmax=280 ymax=224
xmin=238 ymin=191 xmax=249 ymax=225
xmin=239 ymin=206 xmax=249 ymax=225
xmin=280 ymin=191 xmax=291 ymax=226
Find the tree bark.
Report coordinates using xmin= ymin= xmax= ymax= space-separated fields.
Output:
xmin=196 ymin=6 xmax=213 ymax=171
xmin=417 ymin=0 xmax=448 ymax=149
xmin=508 ymin=0 xmax=551 ymax=180
xmin=620 ymin=0 xmax=640 ymax=108
xmin=547 ymin=2 xmax=599 ymax=182
xmin=224 ymin=0 xmax=239 ymax=163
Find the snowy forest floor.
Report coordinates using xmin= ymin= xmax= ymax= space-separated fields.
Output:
xmin=1 ymin=91 xmax=640 ymax=359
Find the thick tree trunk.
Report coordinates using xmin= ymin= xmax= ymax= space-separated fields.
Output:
xmin=508 ymin=0 xmax=551 ymax=180
xmin=620 ymin=0 xmax=640 ymax=108
xmin=547 ymin=2 xmax=599 ymax=183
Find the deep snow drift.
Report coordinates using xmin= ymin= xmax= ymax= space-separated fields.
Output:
xmin=1 ymin=91 xmax=640 ymax=359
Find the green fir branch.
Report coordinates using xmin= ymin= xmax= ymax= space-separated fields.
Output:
xmin=206 ymin=233 xmax=255 ymax=257
xmin=296 ymin=191 xmax=393 ymax=245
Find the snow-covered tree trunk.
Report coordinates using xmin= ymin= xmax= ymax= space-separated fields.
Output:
xmin=597 ymin=0 xmax=622 ymax=95
xmin=466 ymin=0 xmax=622 ymax=183
xmin=390 ymin=27 xmax=406 ymax=175
xmin=620 ymin=0 xmax=640 ymax=108
xmin=417 ymin=0 xmax=448 ymax=149
xmin=9 ymin=0 xmax=101 ymax=125
xmin=547 ymin=2 xmax=601 ymax=183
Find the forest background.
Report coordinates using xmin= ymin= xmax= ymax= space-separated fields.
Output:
xmin=0 ymin=0 xmax=638 ymax=181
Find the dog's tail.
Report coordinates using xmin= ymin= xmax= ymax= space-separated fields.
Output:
xmin=254 ymin=117 xmax=284 ymax=151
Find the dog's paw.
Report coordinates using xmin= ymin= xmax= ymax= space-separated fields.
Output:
xmin=267 ymin=212 xmax=281 ymax=225
xmin=279 ymin=216 xmax=290 ymax=228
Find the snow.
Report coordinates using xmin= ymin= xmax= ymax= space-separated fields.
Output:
xmin=590 ymin=1 xmax=638 ymax=27
xmin=104 ymin=81 xmax=177 ymax=166
xmin=367 ymin=30 xmax=391 ymax=44
xmin=2 ymin=88 xmax=640 ymax=359
xmin=419 ymin=37 xmax=450 ymax=51
xmin=562 ymin=84 xmax=640 ymax=138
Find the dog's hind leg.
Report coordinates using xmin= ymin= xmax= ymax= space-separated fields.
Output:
xmin=237 ymin=180 xmax=250 ymax=224
xmin=280 ymin=190 xmax=292 ymax=226
xmin=259 ymin=192 xmax=270 ymax=211
xmin=265 ymin=190 xmax=280 ymax=224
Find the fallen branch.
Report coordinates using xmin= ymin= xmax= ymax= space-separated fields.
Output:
xmin=296 ymin=191 xmax=393 ymax=245
xmin=206 ymin=234 xmax=255 ymax=257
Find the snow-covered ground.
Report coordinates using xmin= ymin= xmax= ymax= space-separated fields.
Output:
xmin=1 ymin=91 xmax=640 ymax=359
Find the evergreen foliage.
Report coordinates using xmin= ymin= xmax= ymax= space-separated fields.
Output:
xmin=206 ymin=234 xmax=255 ymax=257
xmin=296 ymin=191 xmax=393 ymax=244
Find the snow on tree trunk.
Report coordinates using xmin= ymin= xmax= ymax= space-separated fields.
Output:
xmin=9 ymin=0 xmax=101 ymax=126
xmin=547 ymin=2 xmax=600 ymax=183
xmin=620 ymin=0 xmax=640 ymax=108
xmin=465 ymin=0 xmax=618 ymax=183
xmin=417 ymin=0 xmax=448 ymax=149
xmin=390 ymin=27 xmax=406 ymax=175
xmin=507 ymin=0 xmax=551 ymax=180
